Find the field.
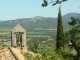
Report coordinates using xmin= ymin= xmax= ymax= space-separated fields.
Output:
xmin=0 ymin=28 xmax=56 ymax=42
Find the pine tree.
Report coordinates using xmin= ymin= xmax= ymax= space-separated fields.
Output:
xmin=56 ymin=6 xmax=64 ymax=49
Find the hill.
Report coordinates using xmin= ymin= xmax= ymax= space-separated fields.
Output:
xmin=0 ymin=13 xmax=79 ymax=30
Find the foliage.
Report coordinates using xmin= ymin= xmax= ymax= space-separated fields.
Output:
xmin=23 ymin=47 xmax=78 ymax=60
xmin=41 ymin=48 xmax=63 ymax=60
xmin=22 ymin=48 xmax=63 ymax=60
xmin=42 ymin=0 xmax=67 ymax=7
xmin=22 ymin=52 xmax=35 ymax=60
xmin=56 ymin=7 xmax=64 ymax=49
xmin=57 ymin=48 xmax=77 ymax=60
xmin=26 ymin=36 xmax=77 ymax=60
xmin=65 ymin=16 xmax=80 ymax=46
xmin=27 ymin=37 xmax=49 ymax=53
xmin=0 ymin=42 xmax=8 ymax=49
xmin=64 ymin=16 xmax=80 ymax=60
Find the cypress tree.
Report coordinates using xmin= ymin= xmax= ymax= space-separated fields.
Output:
xmin=56 ymin=6 xmax=64 ymax=49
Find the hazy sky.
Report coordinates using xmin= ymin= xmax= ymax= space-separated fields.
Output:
xmin=0 ymin=0 xmax=80 ymax=20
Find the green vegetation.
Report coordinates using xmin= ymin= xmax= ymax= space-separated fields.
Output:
xmin=42 ymin=0 xmax=67 ymax=7
xmin=64 ymin=17 xmax=80 ymax=60
xmin=0 ymin=42 xmax=8 ymax=49
xmin=56 ymin=6 xmax=64 ymax=49
xmin=22 ymin=45 xmax=77 ymax=60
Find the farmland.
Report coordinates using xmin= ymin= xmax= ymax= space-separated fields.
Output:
xmin=0 ymin=28 xmax=56 ymax=42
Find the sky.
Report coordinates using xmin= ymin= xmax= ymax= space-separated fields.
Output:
xmin=0 ymin=0 xmax=80 ymax=20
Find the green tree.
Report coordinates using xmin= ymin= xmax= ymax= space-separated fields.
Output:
xmin=56 ymin=6 xmax=64 ymax=49
xmin=42 ymin=0 xmax=67 ymax=7
xmin=65 ymin=16 xmax=80 ymax=60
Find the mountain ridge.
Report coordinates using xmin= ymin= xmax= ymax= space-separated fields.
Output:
xmin=0 ymin=13 xmax=79 ymax=30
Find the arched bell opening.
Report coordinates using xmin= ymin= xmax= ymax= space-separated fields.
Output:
xmin=16 ymin=32 xmax=22 ymax=47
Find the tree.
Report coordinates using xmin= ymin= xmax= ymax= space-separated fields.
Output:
xmin=56 ymin=6 xmax=64 ymax=49
xmin=42 ymin=0 xmax=67 ymax=7
xmin=65 ymin=17 xmax=80 ymax=60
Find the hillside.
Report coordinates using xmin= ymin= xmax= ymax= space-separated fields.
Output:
xmin=0 ymin=13 xmax=79 ymax=30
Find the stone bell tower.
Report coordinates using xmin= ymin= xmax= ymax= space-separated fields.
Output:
xmin=11 ymin=24 xmax=26 ymax=50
